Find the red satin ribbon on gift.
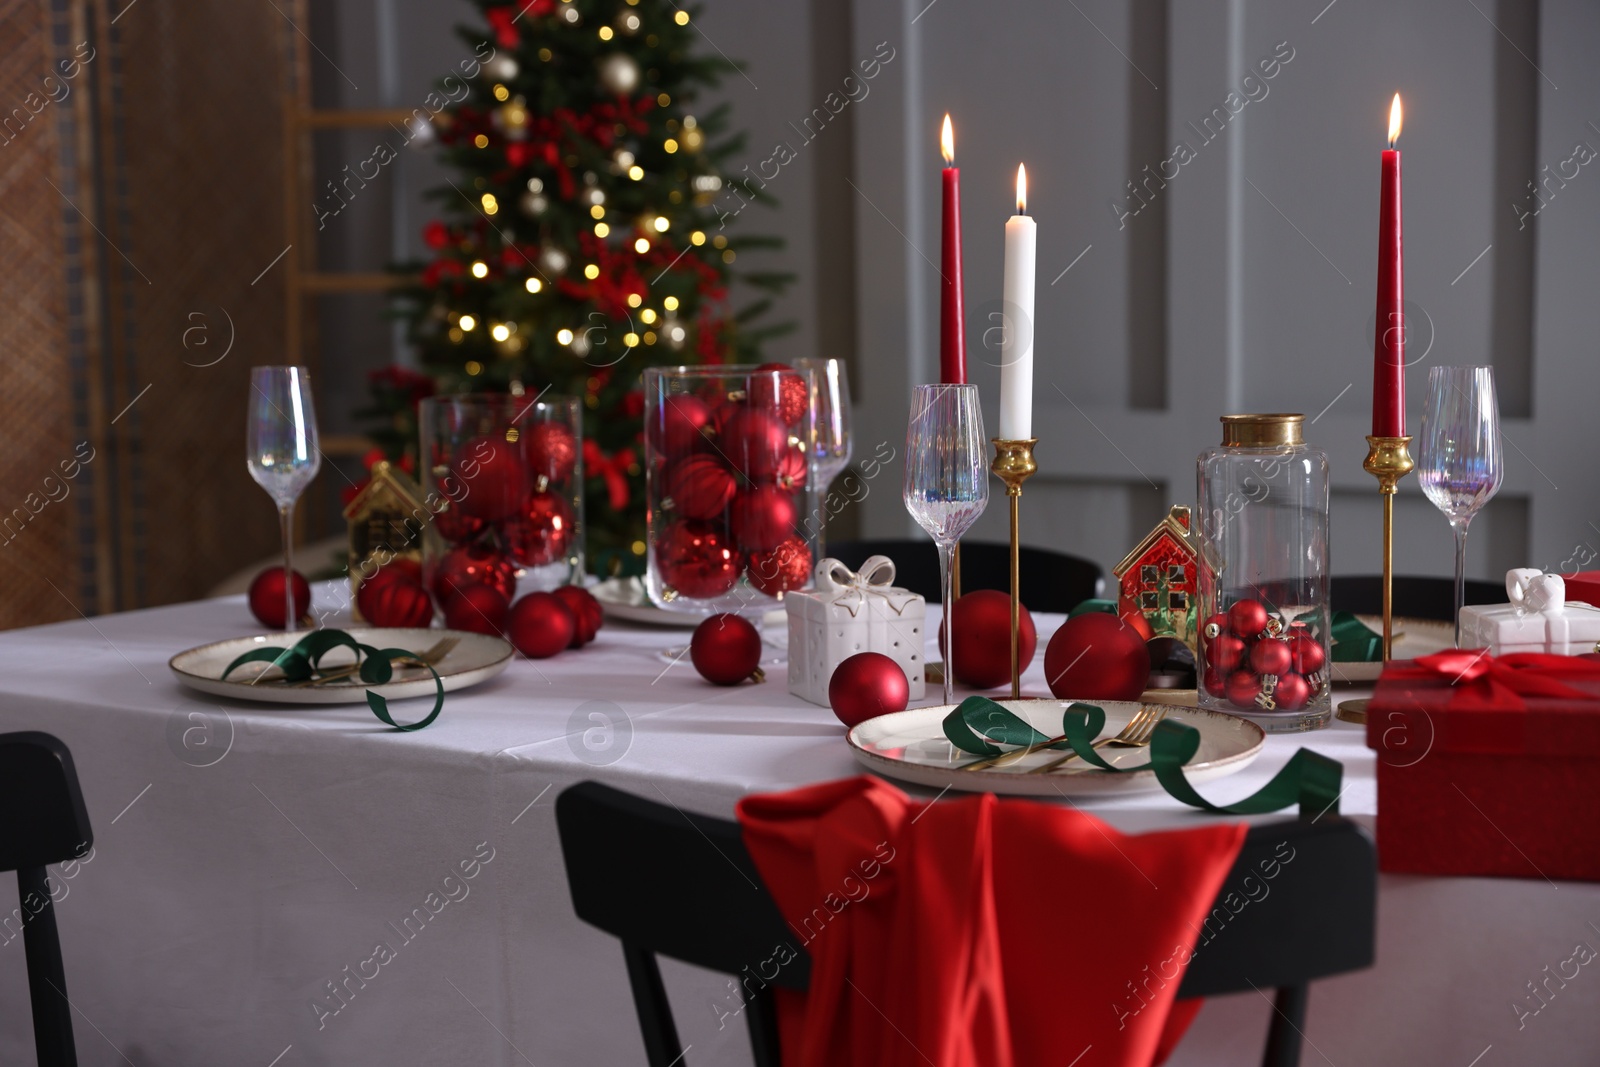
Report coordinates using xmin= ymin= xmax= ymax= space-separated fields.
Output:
xmin=1399 ymin=649 xmax=1600 ymax=710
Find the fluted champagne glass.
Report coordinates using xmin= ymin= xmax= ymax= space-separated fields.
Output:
xmin=247 ymin=366 xmax=322 ymax=631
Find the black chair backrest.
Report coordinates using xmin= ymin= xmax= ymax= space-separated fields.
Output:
xmin=0 ymin=731 xmax=93 ymax=1067
xmin=824 ymin=538 xmax=1104 ymax=614
xmin=557 ymin=780 xmax=1375 ymax=1067
xmin=1331 ymin=574 xmax=1503 ymax=622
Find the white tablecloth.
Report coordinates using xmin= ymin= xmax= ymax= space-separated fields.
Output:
xmin=0 ymin=584 xmax=1594 ymax=1066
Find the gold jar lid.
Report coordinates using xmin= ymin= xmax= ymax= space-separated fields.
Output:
xmin=1220 ymin=414 xmax=1304 ymax=447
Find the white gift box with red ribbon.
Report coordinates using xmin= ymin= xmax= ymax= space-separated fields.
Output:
xmin=785 ymin=555 xmax=926 ymax=707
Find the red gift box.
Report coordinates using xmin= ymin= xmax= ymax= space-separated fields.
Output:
xmin=1366 ymin=649 xmax=1600 ymax=882
xmin=1565 ymin=570 xmax=1600 ymax=610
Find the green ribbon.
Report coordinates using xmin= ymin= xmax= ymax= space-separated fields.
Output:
xmin=1330 ymin=611 xmax=1383 ymax=662
xmin=942 ymin=696 xmax=1342 ymax=818
xmin=221 ymin=629 xmax=445 ymax=731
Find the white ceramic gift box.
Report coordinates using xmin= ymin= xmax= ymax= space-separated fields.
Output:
xmin=1458 ymin=569 xmax=1600 ymax=655
xmin=786 ymin=556 xmax=926 ymax=707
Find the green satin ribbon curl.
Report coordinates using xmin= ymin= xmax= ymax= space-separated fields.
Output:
xmin=1329 ymin=611 xmax=1383 ymax=662
xmin=221 ymin=629 xmax=445 ymax=731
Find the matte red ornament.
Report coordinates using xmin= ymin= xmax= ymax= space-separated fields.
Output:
xmin=691 ymin=613 xmax=763 ymax=685
xmin=652 ymin=393 xmax=711 ymax=456
xmin=552 ymin=584 xmax=604 ymax=647
xmin=1202 ymin=666 xmax=1229 ymax=697
xmin=432 ymin=500 xmax=485 ymax=545
xmin=359 ymin=556 xmax=423 ymax=593
xmin=747 ymin=537 xmax=813 ymax=599
xmin=1273 ymin=672 xmax=1312 ymax=711
xmin=524 ymin=422 xmax=578 ymax=485
xmin=828 ymin=652 xmax=910 ymax=727
xmin=772 ymin=444 xmax=808 ymax=491
xmin=443 ymin=583 xmax=511 ymax=636
xmin=1209 ymin=634 xmax=1246 ymax=672
xmin=452 ymin=435 xmax=529 ymax=522
xmin=721 ymin=408 xmax=789 ymax=480
xmin=248 ymin=567 xmax=311 ymax=629
xmin=1288 ymin=631 xmax=1326 ymax=675
xmin=359 ymin=576 xmax=434 ymax=628
xmin=1202 ymin=612 xmax=1230 ymax=641
xmin=507 ymin=591 xmax=575 ymax=658
xmin=432 ymin=543 xmax=516 ymax=604
xmin=1224 ymin=669 xmax=1262 ymax=708
xmin=937 ymin=590 xmax=1036 ymax=690
xmin=657 ymin=521 xmax=742 ymax=599
xmin=707 ymin=399 xmax=742 ymax=440
xmin=1250 ymin=637 xmax=1292 ymax=677
xmin=730 ymin=486 xmax=797 ymax=552
xmin=663 ymin=455 xmax=736 ymax=520
xmin=1228 ymin=599 xmax=1269 ymax=638
xmin=749 ymin=363 xmax=808 ymax=425
xmin=1044 ymin=612 xmax=1151 ymax=700
xmin=504 ymin=489 xmax=574 ymax=567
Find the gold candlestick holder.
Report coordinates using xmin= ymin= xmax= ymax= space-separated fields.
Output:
xmin=1337 ymin=434 xmax=1414 ymax=725
xmin=991 ymin=438 xmax=1038 ymax=699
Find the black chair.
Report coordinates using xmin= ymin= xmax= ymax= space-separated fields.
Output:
xmin=824 ymin=538 xmax=1104 ymax=614
xmin=0 ymin=732 xmax=92 ymax=1067
xmin=557 ymin=780 xmax=1375 ymax=1067
xmin=1331 ymin=575 xmax=1503 ymax=622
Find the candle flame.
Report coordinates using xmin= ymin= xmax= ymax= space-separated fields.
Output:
xmin=1388 ymin=93 xmax=1402 ymax=148
xmin=940 ymin=114 xmax=954 ymax=165
xmin=1015 ymin=163 xmax=1027 ymax=213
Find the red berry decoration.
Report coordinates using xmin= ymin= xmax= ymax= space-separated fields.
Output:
xmin=828 ymin=652 xmax=911 ymax=727
xmin=747 ymin=537 xmax=814 ymax=598
xmin=772 ymin=444 xmax=808 ymax=491
xmin=1209 ymin=633 xmax=1246 ymax=672
xmin=663 ymin=455 xmax=736 ymax=520
xmin=657 ymin=521 xmax=742 ymax=600
xmin=721 ymin=408 xmax=789 ymax=480
xmin=748 ymin=363 xmax=808 ymax=425
xmin=1250 ymin=637 xmax=1292 ymax=677
xmin=730 ymin=486 xmax=797 ymax=551
xmin=1044 ymin=612 xmax=1152 ymax=701
xmin=507 ymin=592 xmax=575 ymax=658
xmin=360 ymin=577 xmax=434 ymax=628
xmin=1273 ymin=672 xmax=1313 ymax=711
xmin=443 ymin=583 xmax=511 ymax=636
xmin=504 ymin=489 xmax=574 ymax=567
xmin=248 ymin=566 xmax=311 ymax=629
xmin=452 ymin=435 xmax=529 ymax=522
xmin=1228 ymin=599 xmax=1270 ymax=638
xmin=1287 ymin=631 xmax=1326 ymax=675
xmin=652 ymin=394 xmax=711 ymax=455
xmin=1225 ymin=670 xmax=1262 ymax=708
xmin=937 ymin=590 xmax=1036 ymax=690
xmin=432 ymin=543 xmax=516 ymax=604
xmin=690 ymin=613 xmax=763 ymax=685
xmin=524 ymin=422 xmax=577 ymax=485
xmin=552 ymin=585 xmax=604 ymax=647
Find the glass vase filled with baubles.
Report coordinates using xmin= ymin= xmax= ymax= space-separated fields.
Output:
xmin=644 ymin=364 xmax=820 ymax=617
xmin=1195 ymin=414 xmax=1333 ymax=732
xmin=419 ymin=394 xmax=584 ymax=617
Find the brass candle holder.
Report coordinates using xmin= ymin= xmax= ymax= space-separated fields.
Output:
xmin=991 ymin=438 xmax=1038 ymax=699
xmin=1336 ymin=434 xmax=1414 ymax=724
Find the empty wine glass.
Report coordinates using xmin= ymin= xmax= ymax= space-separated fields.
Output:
xmin=247 ymin=366 xmax=322 ymax=631
xmin=797 ymin=357 xmax=852 ymax=489
xmin=903 ymin=384 xmax=989 ymax=705
xmin=1417 ymin=365 xmax=1503 ymax=645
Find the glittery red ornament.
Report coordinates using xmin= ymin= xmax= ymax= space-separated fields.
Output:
xmin=747 ymin=537 xmax=813 ymax=598
xmin=828 ymin=652 xmax=910 ymax=727
xmin=553 ymin=584 xmax=604 ymax=647
xmin=651 ymin=393 xmax=711 ymax=456
xmin=443 ymin=582 xmax=511 ymax=636
xmin=524 ymin=422 xmax=578 ymax=485
xmin=749 ymin=363 xmax=808 ymax=425
xmin=721 ymin=408 xmax=789 ymax=480
xmin=772 ymin=444 xmax=808 ymax=491
xmin=507 ymin=591 xmax=575 ymax=658
xmin=1288 ymin=630 xmax=1326 ymax=675
xmin=1273 ymin=672 xmax=1312 ymax=710
xmin=731 ymin=486 xmax=797 ymax=552
xmin=248 ymin=567 xmax=311 ymax=629
xmin=432 ymin=499 xmax=485 ymax=545
xmin=657 ymin=521 xmax=742 ymax=600
xmin=1250 ymin=637 xmax=1292 ymax=676
xmin=1209 ymin=633 xmax=1246 ymax=672
xmin=504 ymin=490 xmax=574 ymax=567
xmin=452 ymin=435 xmax=529 ymax=522
xmin=432 ymin=543 xmax=516 ymax=604
xmin=1044 ymin=612 xmax=1151 ymax=700
xmin=690 ymin=613 xmax=763 ymax=685
xmin=663 ymin=455 xmax=736 ymax=520
xmin=1228 ymin=599 xmax=1269 ymax=638
xmin=1224 ymin=670 xmax=1262 ymax=708
xmin=937 ymin=590 xmax=1036 ymax=690
xmin=360 ymin=578 xmax=434 ymax=628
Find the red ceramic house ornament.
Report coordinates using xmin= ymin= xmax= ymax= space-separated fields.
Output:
xmin=1113 ymin=505 xmax=1199 ymax=650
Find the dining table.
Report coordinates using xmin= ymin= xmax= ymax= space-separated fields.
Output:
xmin=0 ymin=581 xmax=1594 ymax=1067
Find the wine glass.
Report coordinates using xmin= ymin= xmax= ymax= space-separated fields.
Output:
xmin=1416 ymin=365 xmax=1503 ymax=645
xmin=903 ymin=384 xmax=989 ymax=705
xmin=247 ymin=366 xmax=322 ymax=631
xmin=797 ymin=357 xmax=852 ymax=560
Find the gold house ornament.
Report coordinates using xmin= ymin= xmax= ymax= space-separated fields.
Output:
xmin=342 ymin=460 xmax=433 ymax=618
xmin=1113 ymin=504 xmax=1200 ymax=649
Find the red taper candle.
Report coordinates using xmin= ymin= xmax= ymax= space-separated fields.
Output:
xmin=1371 ymin=94 xmax=1405 ymax=437
xmin=939 ymin=114 xmax=966 ymax=384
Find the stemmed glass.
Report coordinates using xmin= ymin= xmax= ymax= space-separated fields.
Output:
xmin=797 ymin=357 xmax=852 ymax=559
xmin=247 ymin=366 xmax=322 ymax=631
xmin=903 ymin=384 xmax=989 ymax=705
xmin=1416 ymin=365 xmax=1503 ymax=645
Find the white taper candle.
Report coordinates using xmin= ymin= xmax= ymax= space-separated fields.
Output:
xmin=999 ymin=164 xmax=1035 ymax=440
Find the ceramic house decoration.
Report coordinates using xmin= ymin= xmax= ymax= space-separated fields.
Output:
xmin=786 ymin=556 xmax=926 ymax=707
xmin=1458 ymin=569 xmax=1600 ymax=655
xmin=1113 ymin=504 xmax=1199 ymax=649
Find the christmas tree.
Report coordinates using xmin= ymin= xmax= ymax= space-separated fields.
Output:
xmin=369 ymin=0 xmax=790 ymax=576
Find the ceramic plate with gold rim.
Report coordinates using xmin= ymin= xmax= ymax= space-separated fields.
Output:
xmin=168 ymin=628 xmax=513 ymax=704
xmin=1329 ymin=615 xmax=1454 ymax=683
xmin=846 ymin=698 xmax=1265 ymax=797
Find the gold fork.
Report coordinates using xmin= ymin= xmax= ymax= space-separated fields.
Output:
xmin=961 ymin=704 xmax=1159 ymax=772
xmin=282 ymin=637 xmax=458 ymax=688
xmin=1026 ymin=705 xmax=1167 ymax=774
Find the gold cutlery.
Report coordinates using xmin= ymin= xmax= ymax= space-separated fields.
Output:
xmin=1026 ymin=705 xmax=1166 ymax=774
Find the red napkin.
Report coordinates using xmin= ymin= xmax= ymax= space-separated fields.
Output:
xmin=737 ymin=777 xmax=1246 ymax=1067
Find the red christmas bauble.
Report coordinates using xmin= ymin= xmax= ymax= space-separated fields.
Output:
xmin=432 ymin=543 xmax=516 ymax=604
xmin=1250 ymin=637 xmax=1292 ymax=677
xmin=747 ymin=537 xmax=813 ymax=598
xmin=1273 ymin=672 xmax=1312 ymax=711
xmin=524 ymin=422 xmax=578 ymax=485
xmin=1044 ymin=613 xmax=1151 ymax=700
xmin=690 ymin=613 xmax=762 ymax=685
xmin=772 ymin=444 xmax=808 ymax=491
xmin=663 ymin=455 xmax=736 ymax=520
xmin=552 ymin=585 xmax=604 ymax=647
xmin=452 ymin=435 xmax=529 ymax=522
xmin=707 ymin=399 xmax=742 ymax=440
xmin=657 ymin=521 xmax=742 ymax=600
xmin=730 ymin=486 xmax=797 ymax=551
xmin=504 ymin=490 xmax=574 ymax=567
xmin=828 ymin=652 xmax=910 ymax=727
xmin=1209 ymin=633 xmax=1246 ymax=672
xmin=749 ymin=363 xmax=808 ymax=425
xmin=360 ymin=577 xmax=434 ymax=628
xmin=936 ymin=590 xmax=1036 ymax=690
xmin=1224 ymin=669 xmax=1262 ymax=708
xmin=248 ymin=567 xmax=311 ymax=629
xmin=1202 ymin=666 xmax=1229 ymax=697
xmin=359 ymin=557 xmax=423 ymax=593
xmin=721 ymin=408 xmax=789 ymax=480
xmin=507 ymin=592 xmax=575 ymax=658
xmin=651 ymin=394 xmax=711 ymax=456
xmin=1228 ymin=599 xmax=1269 ymax=638
xmin=1288 ymin=631 xmax=1326 ymax=675
xmin=1201 ymin=612 xmax=1230 ymax=641
xmin=443 ymin=583 xmax=511 ymax=636
xmin=432 ymin=500 xmax=485 ymax=545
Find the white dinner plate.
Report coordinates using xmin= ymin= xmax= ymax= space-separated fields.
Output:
xmin=1329 ymin=615 xmax=1454 ymax=683
xmin=591 ymin=576 xmax=787 ymax=630
xmin=168 ymin=628 xmax=513 ymax=704
xmin=847 ymin=698 xmax=1265 ymax=797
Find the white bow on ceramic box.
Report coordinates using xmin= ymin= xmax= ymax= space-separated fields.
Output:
xmin=1458 ymin=569 xmax=1600 ymax=655
xmin=785 ymin=556 xmax=926 ymax=707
